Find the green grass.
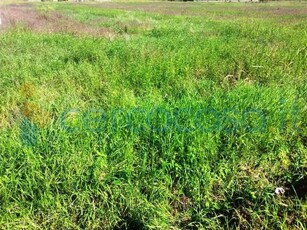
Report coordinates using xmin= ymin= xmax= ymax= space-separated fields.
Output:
xmin=0 ymin=2 xmax=306 ymax=229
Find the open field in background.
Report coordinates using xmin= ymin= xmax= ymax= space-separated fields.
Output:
xmin=0 ymin=1 xmax=307 ymax=229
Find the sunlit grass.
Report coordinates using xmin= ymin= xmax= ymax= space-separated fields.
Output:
xmin=0 ymin=1 xmax=306 ymax=229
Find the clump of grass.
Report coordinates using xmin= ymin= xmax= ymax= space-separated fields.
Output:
xmin=37 ymin=4 xmax=55 ymax=19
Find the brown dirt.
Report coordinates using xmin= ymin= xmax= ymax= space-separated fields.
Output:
xmin=0 ymin=4 xmax=115 ymax=37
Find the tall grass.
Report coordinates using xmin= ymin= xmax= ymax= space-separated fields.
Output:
xmin=0 ymin=2 xmax=306 ymax=229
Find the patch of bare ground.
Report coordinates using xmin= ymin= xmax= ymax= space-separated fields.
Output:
xmin=0 ymin=4 xmax=115 ymax=37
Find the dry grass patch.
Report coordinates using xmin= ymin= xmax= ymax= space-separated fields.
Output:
xmin=1 ymin=4 xmax=115 ymax=37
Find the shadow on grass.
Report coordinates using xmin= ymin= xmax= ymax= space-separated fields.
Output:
xmin=114 ymin=214 xmax=145 ymax=230
xmin=286 ymin=175 xmax=307 ymax=200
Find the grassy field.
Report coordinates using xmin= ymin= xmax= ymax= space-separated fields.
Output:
xmin=0 ymin=1 xmax=306 ymax=229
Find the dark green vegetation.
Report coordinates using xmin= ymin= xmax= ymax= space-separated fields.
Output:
xmin=0 ymin=2 xmax=306 ymax=229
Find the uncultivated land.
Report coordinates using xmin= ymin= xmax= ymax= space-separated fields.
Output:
xmin=0 ymin=1 xmax=306 ymax=229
